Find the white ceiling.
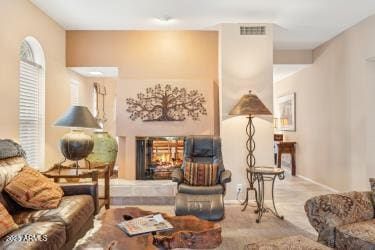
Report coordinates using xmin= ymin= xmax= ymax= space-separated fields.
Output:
xmin=31 ymin=0 xmax=375 ymax=49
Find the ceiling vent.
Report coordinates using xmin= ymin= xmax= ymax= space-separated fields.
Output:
xmin=240 ymin=26 xmax=266 ymax=35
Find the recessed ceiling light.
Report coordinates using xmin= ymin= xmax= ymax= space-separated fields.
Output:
xmin=89 ymin=71 xmax=103 ymax=76
xmin=156 ymin=16 xmax=174 ymax=23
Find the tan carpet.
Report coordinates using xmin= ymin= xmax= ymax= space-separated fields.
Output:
xmin=217 ymin=205 xmax=315 ymax=250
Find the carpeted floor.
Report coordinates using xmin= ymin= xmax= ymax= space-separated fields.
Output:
xmin=217 ymin=205 xmax=314 ymax=250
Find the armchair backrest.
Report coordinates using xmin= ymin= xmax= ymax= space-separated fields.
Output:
xmin=183 ymin=136 xmax=224 ymax=173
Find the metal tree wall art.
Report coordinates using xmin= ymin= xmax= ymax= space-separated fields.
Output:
xmin=126 ymin=84 xmax=207 ymax=121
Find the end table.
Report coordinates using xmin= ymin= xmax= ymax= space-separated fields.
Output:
xmin=247 ymin=166 xmax=285 ymax=223
xmin=275 ymin=141 xmax=296 ymax=176
xmin=43 ymin=164 xmax=110 ymax=210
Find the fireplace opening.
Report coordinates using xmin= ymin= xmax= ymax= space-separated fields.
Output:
xmin=136 ymin=136 xmax=184 ymax=180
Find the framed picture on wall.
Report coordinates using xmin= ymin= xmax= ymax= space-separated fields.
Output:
xmin=277 ymin=93 xmax=296 ymax=131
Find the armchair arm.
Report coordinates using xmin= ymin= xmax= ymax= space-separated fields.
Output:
xmin=219 ymin=170 xmax=232 ymax=184
xmin=60 ymin=183 xmax=99 ymax=214
xmin=171 ymin=168 xmax=184 ymax=184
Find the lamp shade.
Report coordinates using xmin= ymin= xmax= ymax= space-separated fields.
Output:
xmin=54 ymin=106 xmax=100 ymax=129
xmin=229 ymin=91 xmax=272 ymax=116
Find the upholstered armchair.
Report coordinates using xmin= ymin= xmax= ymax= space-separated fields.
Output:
xmin=304 ymin=183 xmax=375 ymax=249
xmin=172 ymin=136 xmax=231 ymax=220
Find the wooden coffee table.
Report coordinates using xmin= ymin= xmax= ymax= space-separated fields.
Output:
xmin=75 ymin=207 xmax=222 ymax=250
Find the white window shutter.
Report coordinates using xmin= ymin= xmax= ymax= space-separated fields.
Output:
xmin=19 ymin=60 xmax=43 ymax=168
xmin=71 ymin=80 xmax=80 ymax=105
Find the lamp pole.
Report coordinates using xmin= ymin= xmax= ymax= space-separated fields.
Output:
xmin=241 ymin=115 xmax=258 ymax=211
xmin=228 ymin=90 xmax=272 ymax=211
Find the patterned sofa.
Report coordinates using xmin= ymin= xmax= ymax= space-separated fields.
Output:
xmin=305 ymin=179 xmax=375 ymax=249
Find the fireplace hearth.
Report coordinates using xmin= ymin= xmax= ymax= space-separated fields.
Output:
xmin=136 ymin=137 xmax=184 ymax=180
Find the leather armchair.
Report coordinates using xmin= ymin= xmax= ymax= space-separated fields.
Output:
xmin=172 ymin=136 xmax=231 ymax=220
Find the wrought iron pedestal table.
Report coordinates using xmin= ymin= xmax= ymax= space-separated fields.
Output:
xmin=251 ymin=166 xmax=285 ymax=223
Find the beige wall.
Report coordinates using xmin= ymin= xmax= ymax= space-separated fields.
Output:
xmin=84 ymin=77 xmax=117 ymax=136
xmin=274 ymin=50 xmax=313 ymax=64
xmin=67 ymin=72 xmax=117 ymax=136
xmin=66 ymin=31 xmax=219 ymax=178
xmin=219 ymin=24 xmax=274 ymax=200
xmin=66 ymin=31 xmax=218 ymax=80
xmin=275 ymin=15 xmax=375 ymax=191
xmin=68 ymin=70 xmax=93 ymax=109
xmin=0 ymin=0 xmax=72 ymax=169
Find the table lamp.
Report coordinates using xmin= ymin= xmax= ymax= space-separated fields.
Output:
xmin=54 ymin=106 xmax=100 ymax=172
xmin=229 ymin=90 xmax=272 ymax=210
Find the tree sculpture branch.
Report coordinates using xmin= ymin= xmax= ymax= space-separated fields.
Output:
xmin=126 ymin=84 xmax=207 ymax=121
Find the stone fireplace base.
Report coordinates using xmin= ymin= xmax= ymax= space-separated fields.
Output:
xmin=98 ymin=179 xmax=177 ymax=205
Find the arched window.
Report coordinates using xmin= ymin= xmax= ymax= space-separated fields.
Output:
xmin=19 ymin=37 xmax=45 ymax=168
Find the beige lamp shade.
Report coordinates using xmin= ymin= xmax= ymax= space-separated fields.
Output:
xmin=229 ymin=91 xmax=272 ymax=116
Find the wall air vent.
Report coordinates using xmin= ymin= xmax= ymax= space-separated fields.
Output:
xmin=240 ymin=26 xmax=266 ymax=35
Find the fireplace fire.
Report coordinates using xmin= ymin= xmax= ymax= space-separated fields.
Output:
xmin=136 ymin=137 xmax=184 ymax=180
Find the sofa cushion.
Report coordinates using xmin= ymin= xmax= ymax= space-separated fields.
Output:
xmin=12 ymin=195 xmax=94 ymax=242
xmin=5 ymin=166 xmax=63 ymax=209
xmin=336 ymin=219 xmax=375 ymax=249
xmin=0 ymin=202 xmax=18 ymax=238
xmin=178 ymin=183 xmax=223 ymax=195
xmin=0 ymin=191 xmax=23 ymax=214
xmin=184 ymin=162 xmax=218 ymax=186
xmin=0 ymin=222 xmax=66 ymax=250
xmin=0 ymin=156 xmax=27 ymax=213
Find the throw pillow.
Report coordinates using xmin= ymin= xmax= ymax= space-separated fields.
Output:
xmin=184 ymin=162 xmax=218 ymax=186
xmin=5 ymin=167 xmax=63 ymax=209
xmin=0 ymin=202 xmax=18 ymax=238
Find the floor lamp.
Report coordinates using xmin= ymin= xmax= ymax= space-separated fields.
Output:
xmin=229 ymin=90 xmax=272 ymax=211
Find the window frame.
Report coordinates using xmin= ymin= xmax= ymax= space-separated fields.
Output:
xmin=19 ymin=37 xmax=45 ymax=169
